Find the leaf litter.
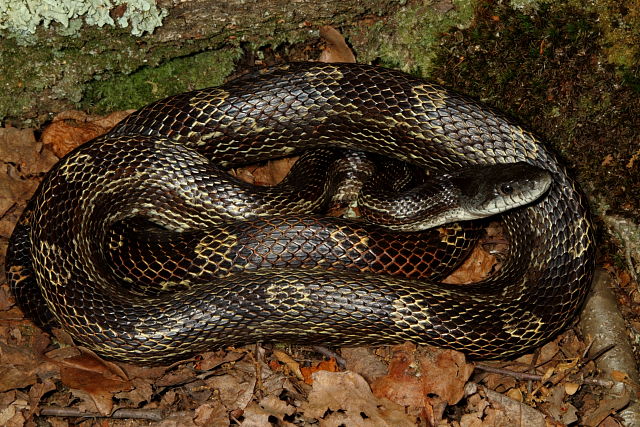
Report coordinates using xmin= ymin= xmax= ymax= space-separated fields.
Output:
xmin=0 ymin=27 xmax=633 ymax=427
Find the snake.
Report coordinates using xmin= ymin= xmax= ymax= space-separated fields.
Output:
xmin=6 ymin=63 xmax=595 ymax=364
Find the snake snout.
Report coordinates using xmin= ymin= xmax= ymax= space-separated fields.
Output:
xmin=455 ymin=162 xmax=553 ymax=219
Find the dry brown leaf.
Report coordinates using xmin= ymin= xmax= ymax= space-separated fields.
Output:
xmin=155 ymin=365 xmax=197 ymax=387
xmin=26 ymin=378 xmax=56 ymax=420
xmin=0 ymin=341 xmax=51 ymax=392
xmin=240 ymin=398 xmax=295 ymax=426
xmin=0 ymin=391 xmax=17 ymax=409
xmin=300 ymin=357 xmax=339 ymax=384
xmin=159 ymin=389 xmax=177 ymax=408
xmin=581 ymin=387 xmax=631 ymax=427
xmin=0 ymin=127 xmax=57 ymax=220
xmin=272 ymin=349 xmax=304 ymax=380
xmin=371 ymin=344 xmax=473 ymax=423
xmin=598 ymin=415 xmax=625 ymax=427
xmin=302 ymin=370 xmax=416 ymax=426
xmin=41 ymin=109 xmax=134 ymax=158
xmin=342 ymin=347 xmax=388 ymax=383
xmin=0 ymin=365 xmax=37 ymax=392
xmin=239 ymin=403 xmax=271 ymax=426
xmin=0 ymin=165 xmax=38 ymax=217
xmin=113 ymin=377 xmax=153 ymax=406
xmin=117 ymin=362 xmax=168 ymax=381
xmin=258 ymin=157 xmax=299 ymax=185
xmin=0 ymin=127 xmax=58 ymax=175
xmin=55 ymin=351 xmax=131 ymax=415
xmin=193 ymin=402 xmax=228 ymax=426
xmin=261 ymin=365 xmax=296 ymax=398
xmin=460 ymin=390 xmax=491 ymax=426
xmin=480 ymin=370 xmax=518 ymax=392
xmin=44 ymin=345 xmax=81 ymax=362
xmin=465 ymin=383 xmax=547 ymax=427
xmin=196 ymin=349 xmax=246 ymax=371
xmin=205 ymin=370 xmax=256 ymax=411
xmin=418 ymin=347 xmax=475 ymax=405
xmin=0 ymin=285 xmax=14 ymax=312
xmin=541 ymin=384 xmax=578 ymax=425
xmin=257 ymin=395 xmax=295 ymax=420
xmin=0 ymin=392 xmax=27 ymax=427
xmin=371 ymin=344 xmax=427 ymax=408
xmin=514 ymin=337 xmax=560 ymax=367
xmin=41 ymin=120 xmax=104 ymax=158
xmin=319 ymin=25 xmax=357 ymax=63
xmin=443 ymin=244 xmax=497 ymax=284
xmin=232 ymin=157 xmax=299 ymax=186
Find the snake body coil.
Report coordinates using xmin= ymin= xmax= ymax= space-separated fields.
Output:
xmin=7 ymin=63 xmax=594 ymax=363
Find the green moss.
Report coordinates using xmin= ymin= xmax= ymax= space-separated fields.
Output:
xmin=351 ymin=0 xmax=475 ymax=76
xmin=566 ymin=0 xmax=640 ymax=69
xmin=430 ymin=0 xmax=639 ymax=216
xmin=0 ymin=20 xmax=243 ymax=126
xmin=508 ymin=0 xmax=554 ymax=11
xmin=622 ymin=71 xmax=640 ymax=93
xmin=82 ymin=48 xmax=242 ymax=113
xmin=0 ymin=37 xmax=60 ymax=120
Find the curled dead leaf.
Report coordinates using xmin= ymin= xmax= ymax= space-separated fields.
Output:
xmin=300 ymin=357 xmax=339 ymax=384
xmin=443 ymin=244 xmax=497 ymax=284
xmin=303 ymin=370 xmax=416 ymax=426
xmin=41 ymin=110 xmax=134 ymax=158
xmin=55 ymin=350 xmax=131 ymax=415
xmin=272 ymin=349 xmax=304 ymax=380
xmin=231 ymin=156 xmax=299 ymax=186
xmin=319 ymin=26 xmax=357 ymax=63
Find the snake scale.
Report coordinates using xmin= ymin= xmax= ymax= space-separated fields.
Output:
xmin=6 ymin=63 xmax=595 ymax=363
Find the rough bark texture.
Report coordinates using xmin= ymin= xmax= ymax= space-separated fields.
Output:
xmin=0 ymin=0 xmax=412 ymax=126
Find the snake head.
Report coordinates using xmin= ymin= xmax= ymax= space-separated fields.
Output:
xmin=451 ymin=162 xmax=553 ymax=219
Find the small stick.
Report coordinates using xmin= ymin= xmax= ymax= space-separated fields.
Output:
xmin=39 ymin=407 xmax=164 ymax=421
xmin=312 ymin=345 xmax=347 ymax=368
xmin=474 ymin=364 xmax=617 ymax=388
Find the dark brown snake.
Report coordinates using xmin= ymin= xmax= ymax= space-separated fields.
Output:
xmin=6 ymin=63 xmax=595 ymax=363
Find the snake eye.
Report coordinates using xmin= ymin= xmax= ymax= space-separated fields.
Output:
xmin=500 ymin=184 xmax=514 ymax=195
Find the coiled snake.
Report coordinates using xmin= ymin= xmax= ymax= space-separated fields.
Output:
xmin=6 ymin=63 xmax=594 ymax=363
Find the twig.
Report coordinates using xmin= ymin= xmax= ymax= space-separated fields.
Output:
xmin=39 ymin=407 xmax=163 ymax=421
xmin=312 ymin=345 xmax=347 ymax=368
xmin=528 ymin=346 xmax=541 ymax=395
xmin=585 ymin=343 xmax=616 ymax=363
xmin=545 ymin=343 xmax=616 ymax=388
xmin=474 ymin=364 xmax=617 ymax=388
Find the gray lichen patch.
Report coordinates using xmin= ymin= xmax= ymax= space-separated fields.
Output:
xmin=0 ymin=0 xmax=167 ymax=37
